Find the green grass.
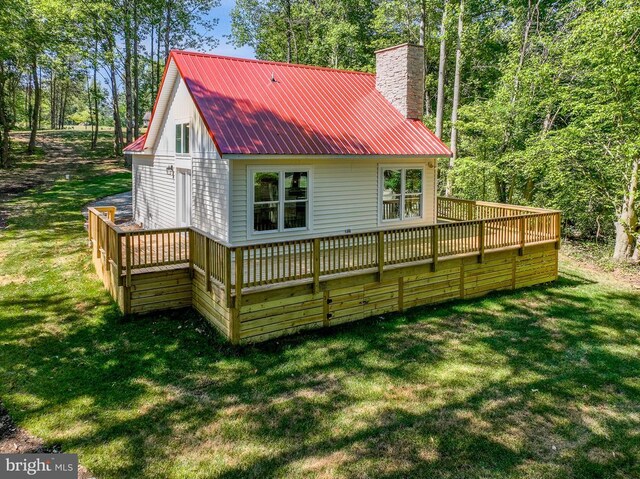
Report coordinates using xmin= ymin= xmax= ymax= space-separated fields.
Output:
xmin=9 ymin=141 xmax=45 ymax=169
xmin=1 ymin=134 xmax=639 ymax=478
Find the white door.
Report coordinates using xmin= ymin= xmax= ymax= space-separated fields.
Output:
xmin=176 ymin=168 xmax=192 ymax=227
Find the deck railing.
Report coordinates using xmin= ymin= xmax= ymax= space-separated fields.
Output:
xmin=88 ymin=197 xmax=561 ymax=308
xmin=437 ymin=196 xmax=555 ymax=221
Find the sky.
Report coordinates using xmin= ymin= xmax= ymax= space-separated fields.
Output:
xmin=203 ymin=0 xmax=256 ymax=59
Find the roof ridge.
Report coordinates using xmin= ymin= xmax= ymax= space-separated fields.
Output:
xmin=170 ymin=50 xmax=375 ymax=77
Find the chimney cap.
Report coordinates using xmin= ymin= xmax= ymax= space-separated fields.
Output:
xmin=374 ymin=43 xmax=423 ymax=55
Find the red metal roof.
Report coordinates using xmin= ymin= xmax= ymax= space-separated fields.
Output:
xmin=123 ymin=133 xmax=146 ymax=152
xmin=138 ymin=50 xmax=451 ymax=157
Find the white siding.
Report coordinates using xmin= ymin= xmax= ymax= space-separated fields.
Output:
xmin=133 ymin=74 xmax=229 ymax=239
xmin=230 ymin=158 xmax=437 ymax=245
xmin=192 ymin=155 xmax=229 ymax=241
xmin=133 ymin=155 xmax=176 ymax=228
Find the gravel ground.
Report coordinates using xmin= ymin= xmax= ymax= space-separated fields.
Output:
xmin=82 ymin=190 xmax=135 ymax=226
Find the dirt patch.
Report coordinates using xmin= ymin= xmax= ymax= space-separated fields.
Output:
xmin=0 ymin=130 xmax=127 ymax=227
xmin=0 ymin=402 xmax=94 ymax=478
xmin=0 ymin=275 xmax=28 ymax=286
xmin=560 ymin=251 xmax=640 ymax=290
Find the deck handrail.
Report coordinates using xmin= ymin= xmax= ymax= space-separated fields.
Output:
xmin=437 ymin=196 xmax=561 ymax=221
xmin=87 ymin=199 xmax=561 ymax=307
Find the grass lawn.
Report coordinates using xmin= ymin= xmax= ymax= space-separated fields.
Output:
xmin=1 ymin=133 xmax=639 ymax=478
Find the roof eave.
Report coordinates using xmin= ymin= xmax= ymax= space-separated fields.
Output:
xmin=221 ymin=153 xmax=452 ymax=160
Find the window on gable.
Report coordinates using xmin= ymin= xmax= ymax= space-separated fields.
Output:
xmin=381 ymin=167 xmax=423 ymax=221
xmin=175 ymin=123 xmax=190 ymax=154
xmin=252 ymin=170 xmax=309 ymax=233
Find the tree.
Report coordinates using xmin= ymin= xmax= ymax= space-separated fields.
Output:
xmin=446 ymin=0 xmax=463 ymax=195
xmin=434 ymin=0 xmax=447 ymax=139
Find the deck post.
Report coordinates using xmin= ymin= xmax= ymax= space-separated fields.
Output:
xmin=555 ymin=212 xmax=561 ymax=249
xmin=104 ymin=227 xmax=111 ymax=271
xmin=313 ymin=238 xmax=321 ymax=294
xmin=116 ymin=233 xmax=123 ymax=286
xmin=519 ymin=216 xmax=526 ymax=256
xmin=125 ymin=232 xmax=132 ymax=287
xmin=235 ymin=247 xmax=243 ymax=308
xmin=478 ymin=220 xmax=485 ymax=263
xmin=96 ymin=220 xmax=102 ymax=259
xmin=188 ymin=230 xmax=194 ymax=279
xmin=431 ymin=224 xmax=439 ymax=272
xmin=225 ymin=247 xmax=232 ymax=307
xmin=204 ymin=237 xmax=211 ymax=292
xmin=88 ymin=211 xmax=93 ymax=243
xmin=377 ymin=230 xmax=385 ymax=282
xmin=467 ymin=202 xmax=474 ymax=221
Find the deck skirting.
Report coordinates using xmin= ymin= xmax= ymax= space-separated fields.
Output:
xmin=87 ymin=199 xmax=560 ymax=344
xmin=91 ymin=237 xmax=558 ymax=344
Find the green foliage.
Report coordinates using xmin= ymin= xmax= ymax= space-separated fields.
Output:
xmin=453 ymin=0 xmax=640 ymax=241
xmin=231 ymin=0 xmax=376 ymax=69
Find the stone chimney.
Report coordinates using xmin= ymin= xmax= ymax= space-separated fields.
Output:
xmin=375 ymin=43 xmax=424 ymax=120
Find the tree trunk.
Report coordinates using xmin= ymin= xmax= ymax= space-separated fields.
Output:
xmin=9 ymin=75 xmax=17 ymax=126
xmin=108 ymin=36 xmax=124 ymax=156
xmin=0 ymin=63 xmax=9 ymax=168
xmin=420 ymin=0 xmax=431 ymax=117
xmin=150 ymin=24 xmax=155 ymax=103
xmin=446 ymin=0 xmax=464 ymax=196
xmin=165 ymin=0 xmax=172 ymax=59
xmin=50 ymin=69 xmax=56 ymax=129
xmin=511 ymin=0 xmax=539 ymax=106
xmin=38 ymin=66 xmax=42 ymax=130
xmin=435 ymin=0 xmax=447 ymax=139
xmin=284 ymin=0 xmax=292 ymax=63
xmin=613 ymin=157 xmax=639 ymax=262
xmin=91 ymin=38 xmax=99 ymax=150
xmin=28 ymin=58 xmax=40 ymax=154
xmin=419 ymin=0 xmax=426 ymax=46
xmin=124 ymin=4 xmax=133 ymax=144
xmin=59 ymin=80 xmax=68 ymax=129
xmin=26 ymin=78 xmax=32 ymax=131
xmin=133 ymin=0 xmax=140 ymax=139
xmin=156 ymin=22 xmax=162 ymax=87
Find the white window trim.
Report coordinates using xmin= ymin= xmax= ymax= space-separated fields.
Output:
xmin=175 ymin=119 xmax=191 ymax=157
xmin=378 ymin=165 xmax=426 ymax=225
xmin=248 ymin=166 xmax=313 ymax=238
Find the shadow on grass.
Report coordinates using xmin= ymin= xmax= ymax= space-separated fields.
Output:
xmin=3 ymin=265 xmax=640 ymax=477
xmin=1 ymin=157 xmax=639 ymax=477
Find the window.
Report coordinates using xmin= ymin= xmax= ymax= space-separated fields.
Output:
xmin=175 ymin=123 xmax=190 ymax=154
xmin=381 ymin=167 xmax=423 ymax=221
xmin=251 ymin=169 xmax=310 ymax=233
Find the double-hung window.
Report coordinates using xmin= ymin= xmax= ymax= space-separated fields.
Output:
xmin=175 ymin=123 xmax=190 ymax=154
xmin=380 ymin=167 xmax=424 ymax=222
xmin=252 ymin=169 xmax=310 ymax=233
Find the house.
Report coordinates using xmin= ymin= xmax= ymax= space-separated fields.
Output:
xmin=124 ymin=43 xmax=450 ymax=241
xmin=88 ymin=43 xmax=560 ymax=344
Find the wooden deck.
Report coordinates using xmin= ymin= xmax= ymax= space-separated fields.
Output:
xmin=88 ymin=197 xmax=561 ymax=344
